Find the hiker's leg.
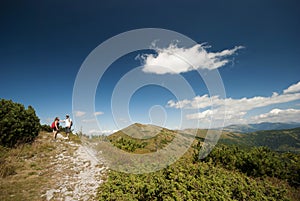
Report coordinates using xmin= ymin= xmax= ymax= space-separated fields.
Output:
xmin=54 ymin=130 xmax=58 ymax=139
xmin=66 ymin=127 xmax=70 ymax=138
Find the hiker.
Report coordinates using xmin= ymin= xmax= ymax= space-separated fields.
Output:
xmin=52 ymin=117 xmax=60 ymax=140
xmin=62 ymin=114 xmax=72 ymax=139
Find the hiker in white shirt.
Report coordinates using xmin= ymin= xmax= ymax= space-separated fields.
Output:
xmin=62 ymin=114 xmax=72 ymax=139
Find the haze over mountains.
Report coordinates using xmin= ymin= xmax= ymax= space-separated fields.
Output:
xmin=106 ymin=122 xmax=300 ymax=153
xmin=221 ymin=122 xmax=300 ymax=133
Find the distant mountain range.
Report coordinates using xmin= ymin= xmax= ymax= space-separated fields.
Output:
xmin=107 ymin=122 xmax=300 ymax=153
xmin=221 ymin=122 xmax=300 ymax=133
xmin=218 ymin=127 xmax=300 ymax=152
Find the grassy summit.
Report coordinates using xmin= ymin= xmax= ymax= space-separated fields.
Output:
xmin=97 ymin=124 xmax=300 ymax=201
xmin=107 ymin=123 xmax=177 ymax=153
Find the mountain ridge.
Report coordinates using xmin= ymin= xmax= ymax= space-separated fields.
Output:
xmin=221 ymin=122 xmax=300 ymax=133
xmin=108 ymin=123 xmax=300 ymax=153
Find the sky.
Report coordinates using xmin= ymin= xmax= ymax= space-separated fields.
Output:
xmin=1 ymin=0 xmax=300 ymax=135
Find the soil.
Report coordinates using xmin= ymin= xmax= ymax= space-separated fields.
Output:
xmin=41 ymin=134 xmax=107 ymax=201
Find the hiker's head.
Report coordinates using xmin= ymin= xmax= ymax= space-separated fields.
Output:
xmin=66 ymin=114 xmax=69 ymax=118
xmin=55 ymin=117 xmax=59 ymax=121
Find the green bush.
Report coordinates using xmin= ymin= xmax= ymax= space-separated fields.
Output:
xmin=40 ymin=124 xmax=52 ymax=132
xmin=110 ymin=137 xmax=147 ymax=152
xmin=97 ymin=141 xmax=299 ymax=200
xmin=202 ymin=144 xmax=300 ymax=187
xmin=97 ymin=159 xmax=289 ymax=200
xmin=0 ymin=99 xmax=40 ymax=147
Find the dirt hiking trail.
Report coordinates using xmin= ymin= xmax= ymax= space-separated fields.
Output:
xmin=41 ymin=133 xmax=107 ymax=201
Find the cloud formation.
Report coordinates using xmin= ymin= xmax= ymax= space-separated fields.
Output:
xmin=167 ymin=81 xmax=300 ymax=125
xmin=250 ymin=108 xmax=300 ymax=123
xmin=169 ymin=92 xmax=300 ymax=111
xmin=74 ymin=111 xmax=86 ymax=117
xmin=283 ymin=81 xmax=300 ymax=94
xmin=94 ymin=111 xmax=104 ymax=116
xmin=82 ymin=119 xmax=96 ymax=123
xmin=140 ymin=43 xmax=244 ymax=74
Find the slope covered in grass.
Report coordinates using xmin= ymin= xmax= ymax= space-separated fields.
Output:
xmin=97 ymin=141 xmax=300 ymax=201
xmin=215 ymin=127 xmax=300 ymax=152
xmin=107 ymin=123 xmax=178 ymax=153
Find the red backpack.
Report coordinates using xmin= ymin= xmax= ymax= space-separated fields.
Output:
xmin=51 ymin=121 xmax=55 ymax=129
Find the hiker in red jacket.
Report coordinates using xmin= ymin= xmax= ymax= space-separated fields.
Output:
xmin=52 ymin=117 xmax=60 ymax=140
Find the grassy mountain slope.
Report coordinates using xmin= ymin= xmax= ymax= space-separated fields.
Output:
xmin=0 ymin=132 xmax=79 ymax=200
xmin=108 ymin=124 xmax=300 ymax=154
xmin=213 ymin=127 xmax=300 ymax=152
xmin=241 ymin=127 xmax=300 ymax=152
xmin=97 ymin=124 xmax=300 ymax=200
xmin=2 ymin=124 xmax=299 ymax=200
xmin=107 ymin=123 xmax=178 ymax=153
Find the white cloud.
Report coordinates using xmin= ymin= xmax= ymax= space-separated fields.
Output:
xmin=82 ymin=112 xmax=104 ymax=122
xmin=169 ymin=92 xmax=300 ymax=111
xmin=167 ymin=94 xmax=219 ymax=109
xmin=168 ymin=81 xmax=300 ymax=125
xmin=250 ymin=108 xmax=300 ymax=123
xmin=283 ymin=81 xmax=300 ymax=94
xmin=186 ymin=108 xmax=247 ymax=125
xmin=94 ymin=111 xmax=104 ymax=116
xmin=88 ymin=129 xmax=118 ymax=135
xmin=140 ymin=43 xmax=244 ymax=74
xmin=82 ymin=119 xmax=96 ymax=123
xmin=74 ymin=111 xmax=86 ymax=117
xmin=75 ymin=111 xmax=103 ymax=122
xmin=186 ymin=109 xmax=214 ymax=120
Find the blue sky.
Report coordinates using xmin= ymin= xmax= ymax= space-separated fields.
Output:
xmin=1 ymin=0 xmax=300 ymax=134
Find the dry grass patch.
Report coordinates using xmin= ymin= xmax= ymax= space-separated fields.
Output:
xmin=0 ymin=131 xmax=80 ymax=201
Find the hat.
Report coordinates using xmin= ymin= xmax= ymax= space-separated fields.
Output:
xmin=66 ymin=114 xmax=69 ymax=117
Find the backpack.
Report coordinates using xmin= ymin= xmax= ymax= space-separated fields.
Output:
xmin=51 ymin=122 xmax=55 ymax=129
xmin=70 ymin=120 xmax=73 ymax=127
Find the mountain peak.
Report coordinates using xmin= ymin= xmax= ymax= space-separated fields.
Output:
xmin=120 ymin=123 xmax=164 ymax=139
xmin=223 ymin=122 xmax=300 ymax=133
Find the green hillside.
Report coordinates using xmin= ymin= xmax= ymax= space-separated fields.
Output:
xmin=218 ymin=127 xmax=300 ymax=152
xmin=2 ymin=122 xmax=298 ymax=200
xmin=97 ymin=124 xmax=300 ymax=200
xmin=183 ymin=127 xmax=300 ymax=153
xmin=107 ymin=123 xmax=178 ymax=153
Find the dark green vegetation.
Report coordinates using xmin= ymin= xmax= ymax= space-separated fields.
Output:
xmin=0 ymin=99 xmax=40 ymax=147
xmin=98 ymin=158 xmax=293 ymax=200
xmin=218 ymin=128 xmax=300 ymax=153
xmin=185 ymin=127 xmax=300 ymax=153
xmin=97 ymin=125 xmax=300 ymax=200
xmin=40 ymin=123 xmax=73 ymax=134
xmin=243 ymin=128 xmax=300 ymax=152
xmin=201 ymin=145 xmax=300 ymax=187
xmin=108 ymin=123 xmax=176 ymax=153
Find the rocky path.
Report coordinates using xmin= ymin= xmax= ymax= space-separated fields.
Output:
xmin=42 ymin=134 xmax=107 ymax=201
